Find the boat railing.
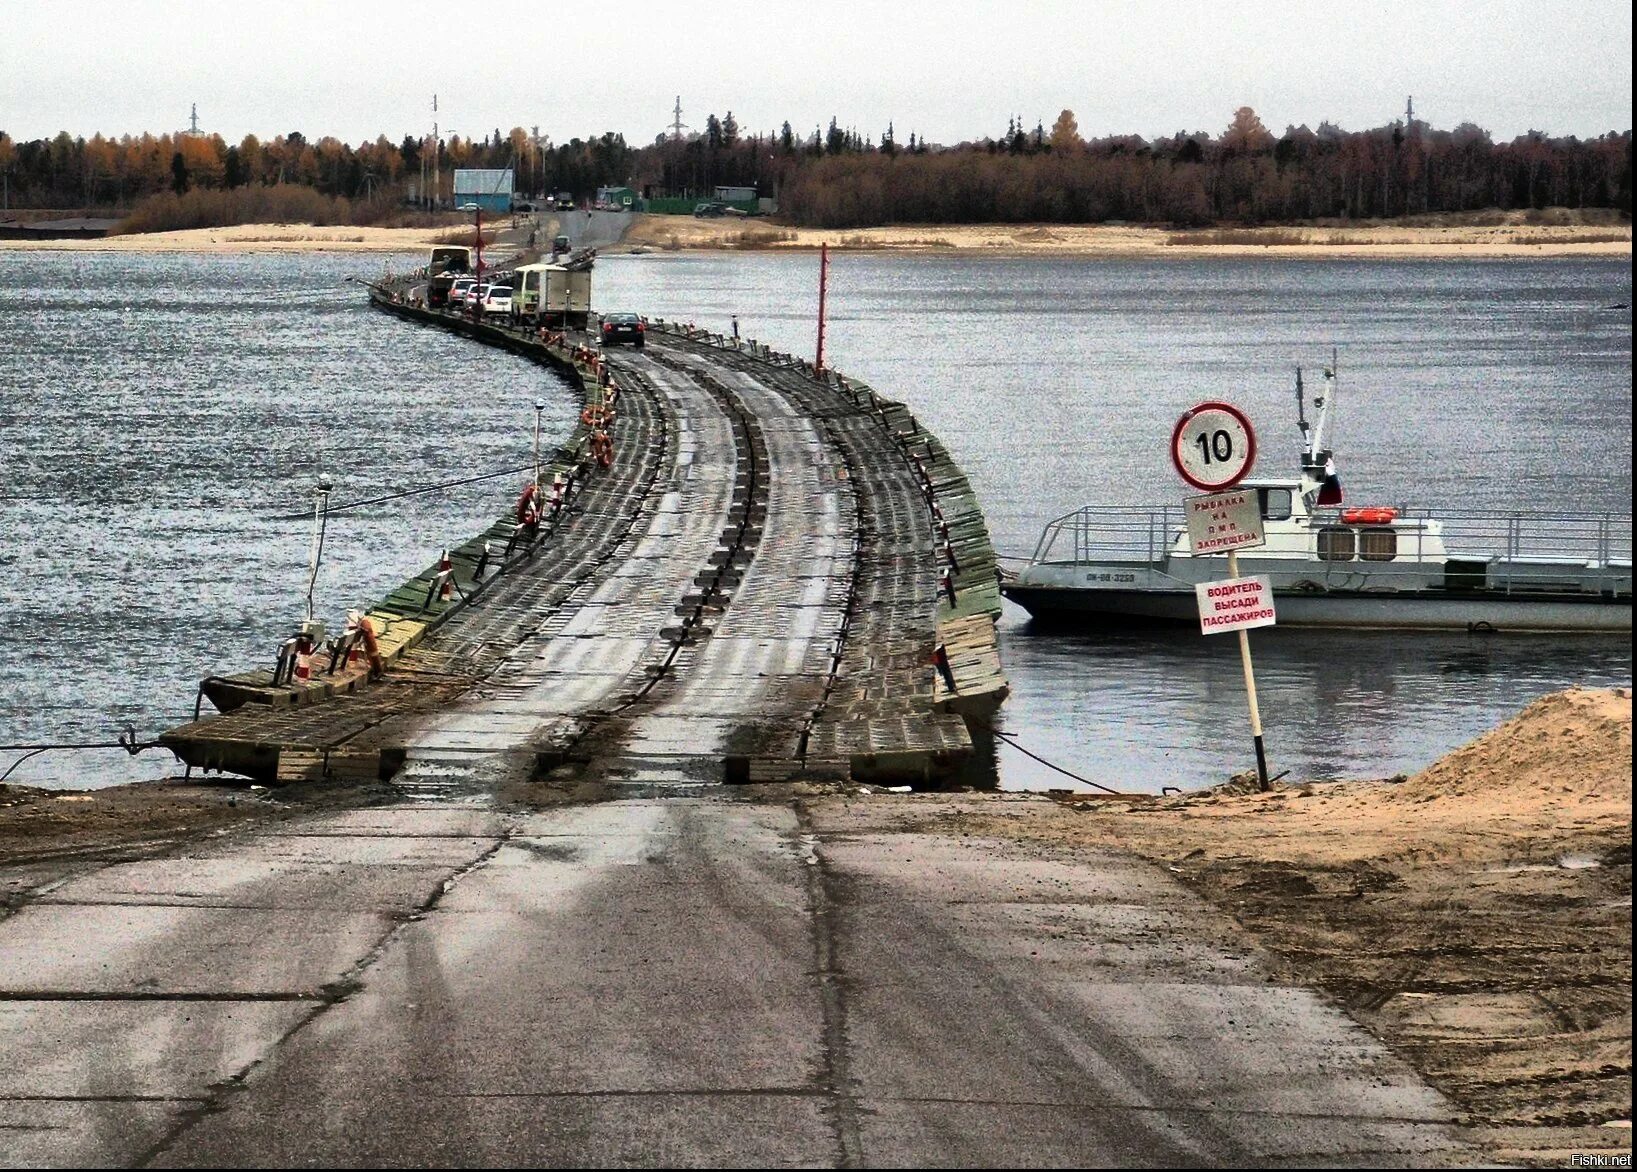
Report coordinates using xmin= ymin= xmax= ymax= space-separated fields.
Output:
xmin=1324 ymin=508 xmax=1632 ymax=567
xmin=1029 ymin=505 xmax=1189 ymax=566
xmin=1029 ymin=504 xmax=1632 ymax=593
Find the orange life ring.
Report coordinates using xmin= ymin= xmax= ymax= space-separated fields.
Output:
xmin=1342 ymin=507 xmax=1399 ymax=525
xmin=515 ymin=483 xmax=539 ymax=523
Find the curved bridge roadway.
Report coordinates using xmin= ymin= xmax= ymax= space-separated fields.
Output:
xmin=394 ymin=331 xmax=956 ymax=793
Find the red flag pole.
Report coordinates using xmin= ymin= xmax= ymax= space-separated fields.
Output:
xmin=815 ymin=242 xmax=828 ymax=372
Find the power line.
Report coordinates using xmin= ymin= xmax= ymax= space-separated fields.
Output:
xmin=268 ymin=464 xmax=532 ymax=522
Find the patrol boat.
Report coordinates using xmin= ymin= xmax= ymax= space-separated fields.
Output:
xmin=1001 ymin=364 xmax=1631 ymax=632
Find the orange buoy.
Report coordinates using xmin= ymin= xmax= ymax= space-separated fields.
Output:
xmin=1341 ymin=507 xmax=1399 ymax=525
xmin=516 ymin=483 xmax=540 ymax=525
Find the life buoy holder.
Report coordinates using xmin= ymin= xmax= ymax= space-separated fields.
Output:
xmin=1341 ymin=507 xmax=1399 ymax=525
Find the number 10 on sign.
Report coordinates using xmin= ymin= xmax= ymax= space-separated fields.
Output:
xmin=1171 ymin=401 xmax=1257 ymax=492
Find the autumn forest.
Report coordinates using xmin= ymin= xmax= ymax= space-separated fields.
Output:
xmin=0 ymin=106 xmax=1629 ymax=231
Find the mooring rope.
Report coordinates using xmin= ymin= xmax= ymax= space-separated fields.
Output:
xmin=0 ymin=728 xmax=166 ymax=783
xmin=968 ymin=717 xmax=1127 ymax=795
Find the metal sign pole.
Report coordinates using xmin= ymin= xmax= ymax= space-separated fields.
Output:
xmin=1227 ymin=547 xmax=1270 ymax=791
xmin=1175 ymin=401 xmax=1272 ymax=792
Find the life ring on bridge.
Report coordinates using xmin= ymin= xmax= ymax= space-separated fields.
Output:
xmin=1341 ymin=506 xmax=1399 ymax=525
xmin=590 ymin=429 xmax=614 ymax=468
xmin=515 ymin=483 xmax=539 ymax=524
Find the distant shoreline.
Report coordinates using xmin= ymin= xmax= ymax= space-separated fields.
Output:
xmin=618 ymin=214 xmax=1632 ymax=260
xmin=0 ymin=216 xmax=1628 ymax=259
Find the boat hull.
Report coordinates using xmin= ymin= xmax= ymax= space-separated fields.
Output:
xmin=1002 ymin=583 xmax=1633 ymax=632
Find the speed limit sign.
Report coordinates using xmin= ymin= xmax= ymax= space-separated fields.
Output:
xmin=1172 ymin=401 xmax=1257 ymax=491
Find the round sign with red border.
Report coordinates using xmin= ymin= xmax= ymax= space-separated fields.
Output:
xmin=1172 ymin=401 xmax=1257 ymax=491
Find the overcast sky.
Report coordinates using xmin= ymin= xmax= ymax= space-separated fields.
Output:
xmin=3 ymin=0 xmax=1630 ymax=147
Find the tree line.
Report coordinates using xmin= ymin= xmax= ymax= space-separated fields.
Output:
xmin=0 ymin=107 xmax=1628 ymax=229
xmin=0 ymin=126 xmax=636 ymax=221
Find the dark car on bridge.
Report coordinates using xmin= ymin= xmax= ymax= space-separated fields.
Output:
xmin=600 ymin=313 xmax=645 ymax=348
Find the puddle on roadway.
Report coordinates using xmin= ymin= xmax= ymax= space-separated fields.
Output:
xmin=393 ymin=754 xmax=730 ymax=806
xmin=604 ymin=780 xmax=717 ymax=800
xmin=1487 ymin=853 xmax=1605 ymax=874
xmin=389 ymin=760 xmax=503 ymax=807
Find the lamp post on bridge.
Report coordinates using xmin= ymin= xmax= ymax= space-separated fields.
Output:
xmin=533 ymin=399 xmax=545 ymax=490
xmin=815 ymin=242 xmax=829 ymax=373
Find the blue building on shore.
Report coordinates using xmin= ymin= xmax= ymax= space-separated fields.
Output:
xmin=452 ymin=169 xmax=514 ymax=213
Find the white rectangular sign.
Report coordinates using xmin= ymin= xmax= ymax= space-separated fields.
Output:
xmin=1185 ymin=489 xmax=1266 ymax=554
xmin=1196 ymin=575 xmax=1277 ymax=634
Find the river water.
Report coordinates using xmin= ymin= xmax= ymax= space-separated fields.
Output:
xmin=0 ymin=249 xmax=1629 ymax=791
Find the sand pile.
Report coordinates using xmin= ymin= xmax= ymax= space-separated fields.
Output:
xmin=1393 ymin=686 xmax=1632 ymax=805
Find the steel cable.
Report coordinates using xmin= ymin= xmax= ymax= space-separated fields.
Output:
xmin=268 ymin=464 xmax=534 ymax=521
xmin=968 ymin=717 xmax=1127 ymax=795
xmin=1 ymin=728 xmax=166 ymax=783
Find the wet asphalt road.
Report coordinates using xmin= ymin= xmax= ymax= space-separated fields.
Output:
xmin=0 ymin=794 xmax=1468 ymax=1167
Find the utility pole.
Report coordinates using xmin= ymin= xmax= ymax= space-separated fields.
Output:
xmin=671 ymin=96 xmax=686 ymax=144
xmin=431 ymin=93 xmax=440 ymax=211
xmin=531 ymin=124 xmax=542 ymax=199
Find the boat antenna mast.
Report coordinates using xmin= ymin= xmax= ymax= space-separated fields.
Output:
xmin=1296 ymin=366 xmax=1311 ymax=460
xmin=1314 ymin=347 xmax=1337 ymax=456
xmin=1298 ymin=349 xmax=1343 ymax=506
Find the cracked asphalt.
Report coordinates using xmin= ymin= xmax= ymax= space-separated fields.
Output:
xmin=0 ymin=793 xmax=1473 ymax=1167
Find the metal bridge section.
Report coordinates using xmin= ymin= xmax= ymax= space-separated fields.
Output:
xmin=162 ymin=300 xmax=1008 ymax=791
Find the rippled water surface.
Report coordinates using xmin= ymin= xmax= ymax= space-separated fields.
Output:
xmin=1 ymin=248 xmax=1630 ymax=790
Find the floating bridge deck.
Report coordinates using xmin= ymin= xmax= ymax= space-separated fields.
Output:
xmin=162 ymin=291 xmax=1009 ymax=788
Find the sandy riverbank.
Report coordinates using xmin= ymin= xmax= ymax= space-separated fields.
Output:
xmin=2 ymin=686 xmax=1629 ymax=1166
xmin=0 ymin=223 xmax=473 ymax=254
xmin=619 ymin=213 xmax=1632 ymax=259
xmin=813 ymin=686 xmax=1632 ymax=1167
xmin=1 ymin=212 xmax=1628 ymax=258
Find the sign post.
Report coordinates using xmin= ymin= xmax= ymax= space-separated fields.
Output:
xmin=1172 ymin=402 xmax=1273 ymax=791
